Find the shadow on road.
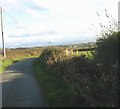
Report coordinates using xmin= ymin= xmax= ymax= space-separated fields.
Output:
xmin=2 ymin=58 xmax=47 ymax=107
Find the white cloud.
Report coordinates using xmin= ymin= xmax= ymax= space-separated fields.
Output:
xmin=0 ymin=0 xmax=118 ymax=48
xmin=25 ymin=8 xmax=42 ymax=19
xmin=0 ymin=0 xmax=21 ymax=11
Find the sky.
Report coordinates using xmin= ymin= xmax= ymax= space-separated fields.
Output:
xmin=0 ymin=0 xmax=118 ymax=48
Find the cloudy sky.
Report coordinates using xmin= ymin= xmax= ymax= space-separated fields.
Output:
xmin=0 ymin=0 xmax=118 ymax=48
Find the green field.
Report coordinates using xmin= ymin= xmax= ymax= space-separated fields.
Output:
xmin=72 ymin=50 xmax=94 ymax=59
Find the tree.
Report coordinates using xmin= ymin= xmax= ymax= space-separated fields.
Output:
xmin=95 ymin=32 xmax=118 ymax=67
xmin=94 ymin=10 xmax=118 ymax=68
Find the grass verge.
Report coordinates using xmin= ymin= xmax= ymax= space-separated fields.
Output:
xmin=33 ymin=59 xmax=74 ymax=107
xmin=0 ymin=56 xmax=37 ymax=74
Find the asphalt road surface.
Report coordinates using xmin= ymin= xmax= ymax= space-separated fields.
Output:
xmin=2 ymin=58 xmax=47 ymax=107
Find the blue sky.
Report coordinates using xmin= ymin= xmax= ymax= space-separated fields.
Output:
xmin=0 ymin=0 xmax=118 ymax=48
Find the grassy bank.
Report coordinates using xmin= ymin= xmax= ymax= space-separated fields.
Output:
xmin=0 ymin=59 xmax=15 ymax=73
xmin=33 ymin=47 xmax=118 ymax=107
xmin=0 ymin=56 xmax=37 ymax=74
xmin=33 ymin=60 xmax=75 ymax=107
xmin=33 ymin=48 xmax=93 ymax=107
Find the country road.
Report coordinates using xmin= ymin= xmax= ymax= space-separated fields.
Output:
xmin=2 ymin=58 xmax=47 ymax=107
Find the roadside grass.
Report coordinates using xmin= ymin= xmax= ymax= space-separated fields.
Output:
xmin=33 ymin=60 xmax=74 ymax=107
xmin=0 ymin=59 xmax=14 ymax=73
xmin=0 ymin=56 xmax=38 ymax=74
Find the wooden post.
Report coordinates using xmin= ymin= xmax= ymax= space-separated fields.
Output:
xmin=76 ymin=50 xmax=78 ymax=57
xmin=71 ymin=49 xmax=73 ymax=56
xmin=65 ymin=48 xmax=68 ymax=56
xmin=0 ymin=7 xmax=6 ymax=58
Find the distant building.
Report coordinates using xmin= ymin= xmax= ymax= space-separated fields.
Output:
xmin=73 ymin=45 xmax=77 ymax=48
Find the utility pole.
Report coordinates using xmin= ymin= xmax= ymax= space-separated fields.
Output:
xmin=0 ymin=7 xmax=6 ymax=58
xmin=49 ymin=42 xmax=51 ymax=47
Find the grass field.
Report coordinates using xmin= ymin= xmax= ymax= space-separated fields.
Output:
xmin=72 ymin=51 xmax=94 ymax=59
xmin=0 ymin=47 xmax=44 ymax=74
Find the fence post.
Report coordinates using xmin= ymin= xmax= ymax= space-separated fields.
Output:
xmin=65 ymin=48 xmax=68 ymax=56
xmin=76 ymin=50 xmax=78 ymax=57
xmin=71 ymin=49 xmax=73 ymax=56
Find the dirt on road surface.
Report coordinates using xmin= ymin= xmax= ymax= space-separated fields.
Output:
xmin=2 ymin=58 xmax=47 ymax=107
